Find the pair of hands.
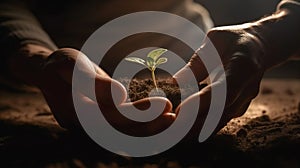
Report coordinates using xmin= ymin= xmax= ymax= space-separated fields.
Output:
xmin=9 ymin=24 xmax=266 ymax=140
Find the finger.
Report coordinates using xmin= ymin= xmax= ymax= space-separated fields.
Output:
xmin=124 ymin=113 xmax=176 ymax=137
xmin=173 ymin=34 xmax=226 ymax=85
xmin=213 ymin=75 xmax=259 ymax=133
xmin=174 ymin=84 xmax=212 ymax=141
xmin=220 ymin=71 xmax=263 ymax=124
xmin=173 ymin=52 xmax=209 ymax=84
xmin=44 ymin=48 xmax=90 ymax=83
xmin=223 ymin=52 xmax=263 ymax=106
xmin=100 ymin=97 xmax=174 ymax=136
xmin=122 ymin=97 xmax=173 ymax=118
xmin=95 ymin=76 xmax=127 ymax=106
xmin=45 ymin=48 xmax=126 ymax=105
xmin=178 ymin=67 xmax=262 ymax=141
xmin=45 ymin=48 xmax=111 ymax=88
xmin=194 ymin=70 xmax=262 ymax=138
xmin=41 ymin=48 xmax=113 ymax=129
xmin=92 ymin=62 xmax=110 ymax=78
xmin=142 ymin=112 xmax=176 ymax=136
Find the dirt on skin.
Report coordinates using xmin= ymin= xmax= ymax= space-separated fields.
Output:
xmin=0 ymin=78 xmax=300 ymax=168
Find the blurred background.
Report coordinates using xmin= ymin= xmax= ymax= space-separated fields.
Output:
xmin=27 ymin=0 xmax=299 ymax=79
xmin=196 ymin=0 xmax=280 ymax=26
xmin=196 ymin=0 xmax=300 ymax=79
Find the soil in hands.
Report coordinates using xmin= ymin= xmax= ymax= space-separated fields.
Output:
xmin=118 ymin=77 xmax=207 ymax=111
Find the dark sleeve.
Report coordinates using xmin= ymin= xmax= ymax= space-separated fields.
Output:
xmin=0 ymin=0 xmax=57 ymax=55
xmin=0 ymin=0 xmax=57 ymax=76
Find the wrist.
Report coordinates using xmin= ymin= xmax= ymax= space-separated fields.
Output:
xmin=251 ymin=9 xmax=300 ymax=69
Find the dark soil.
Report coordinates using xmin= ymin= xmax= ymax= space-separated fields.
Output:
xmin=119 ymin=78 xmax=207 ymax=111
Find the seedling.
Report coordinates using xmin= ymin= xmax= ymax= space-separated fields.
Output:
xmin=125 ymin=48 xmax=168 ymax=90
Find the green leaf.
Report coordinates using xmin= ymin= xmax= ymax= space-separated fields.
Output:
xmin=146 ymin=57 xmax=155 ymax=69
xmin=147 ymin=48 xmax=168 ymax=62
xmin=125 ymin=57 xmax=146 ymax=66
xmin=155 ymin=57 xmax=168 ymax=66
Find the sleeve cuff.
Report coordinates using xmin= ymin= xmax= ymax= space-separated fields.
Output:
xmin=277 ymin=0 xmax=300 ymax=15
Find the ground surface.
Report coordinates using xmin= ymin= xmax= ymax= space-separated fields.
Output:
xmin=0 ymin=78 xmax=300 ymax=168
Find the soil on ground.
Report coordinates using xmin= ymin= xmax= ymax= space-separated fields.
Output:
xmin=0 ymin=78 xmax=300 ymax=168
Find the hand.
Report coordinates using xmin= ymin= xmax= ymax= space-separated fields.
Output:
xmin=174 ymin=8 xmax=300 ymax=140
xmin=29 ymin=48 xmax=175 ymax=136
xmin=173 ymin=24 xmax=266 ymax=140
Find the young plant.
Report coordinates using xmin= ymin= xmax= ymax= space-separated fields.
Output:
xmin=125 ymin=48 xmax=168 ymax=90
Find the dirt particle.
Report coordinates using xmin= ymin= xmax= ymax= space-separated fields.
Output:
xmin=263 ymin=136 xmax=267 ymax=141
xmin=167 ymin=161 xmax=181 ymax=168
xmin=236 ymin=128 xmax=247 ymax=138
xmin=262 ymin=110 xmax=267 ymax=114
xmin=260 ymin=115 xmax=271 ymax=122
xmin=285 ymin=89 xmax=294 ymax=95
xmin=261 ymin=87 xmax=273 ymax=95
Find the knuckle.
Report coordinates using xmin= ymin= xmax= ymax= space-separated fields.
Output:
xmin=45 ymin=48 xmax=81 ymax=68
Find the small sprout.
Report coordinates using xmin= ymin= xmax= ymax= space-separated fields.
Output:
xmin=125 ymin=48 xmax=168 ymax=90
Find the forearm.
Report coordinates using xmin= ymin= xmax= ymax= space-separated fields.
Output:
xmin=251 ymin=0 xmax=300 ymax=69
xmin=0 ymin=0 xmax=57 ymax=84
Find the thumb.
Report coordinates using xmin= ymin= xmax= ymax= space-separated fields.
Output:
xmin=173 ymin=52 xmax=208 ymax=84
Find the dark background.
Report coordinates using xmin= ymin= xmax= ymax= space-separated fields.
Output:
xmin=196 ymin=0 xmax=281 ymax=26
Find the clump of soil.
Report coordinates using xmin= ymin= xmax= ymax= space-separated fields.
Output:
xmin=118 ymin=78 xmax=207 ymax=111
xmin=261 ymin=87 xmax=273 ymax=95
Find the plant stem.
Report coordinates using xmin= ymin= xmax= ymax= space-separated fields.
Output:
xmin=151 ymin=69 xmax=158 ymax=90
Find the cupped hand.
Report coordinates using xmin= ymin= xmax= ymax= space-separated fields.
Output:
xmin=173 ymin=24 xmax=266 ymax=140
xmin=38 ymin=48 xmax=175 ymax=136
